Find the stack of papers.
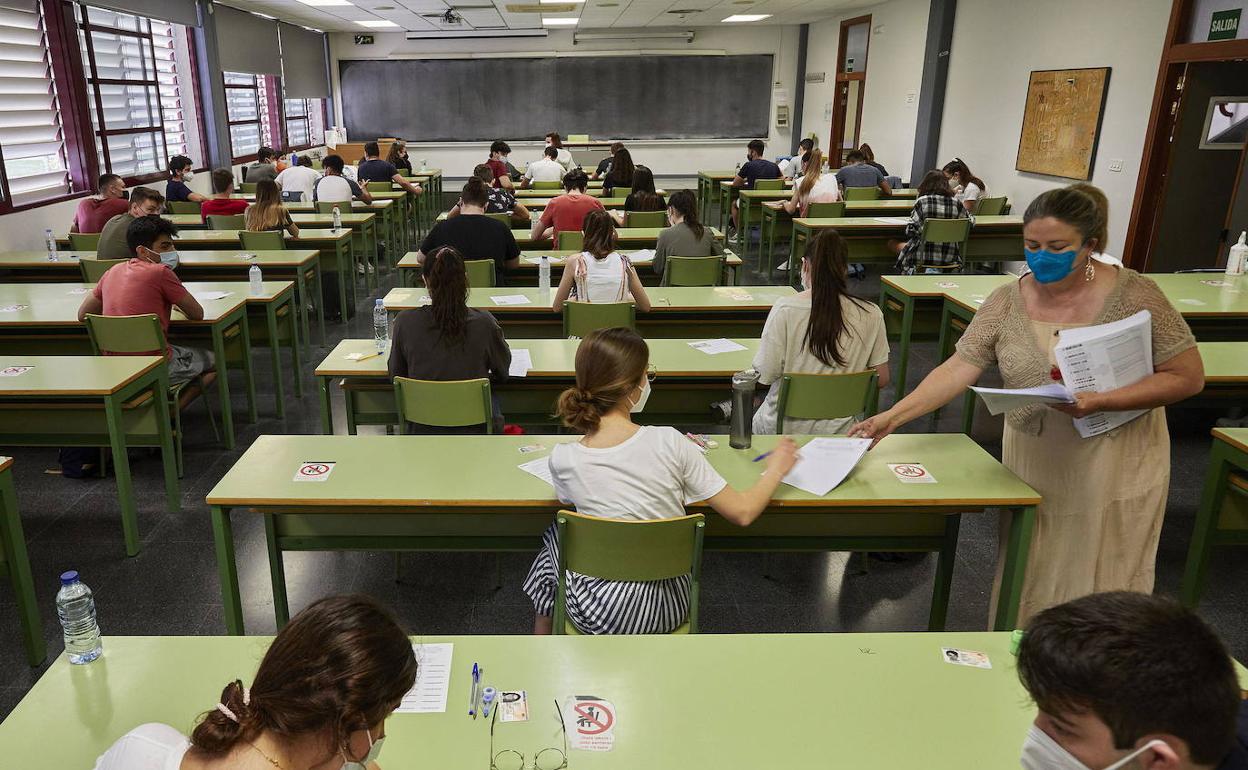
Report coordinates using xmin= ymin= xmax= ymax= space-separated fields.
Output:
xmin=971 ymin=384 xmax=1074 ymax=415
xmin=688 ymin=339 xmax=747 ymax=355
xmin=781 ymin=438 xmax=872 ymax=496
xmin=1055 ymin=310 xmax=1153 ymax=438
xmin=491 ymin=295 xmax=531 ymax=306
xmin=509 ymin=348 xmax=532 ymax=377
xmin=397 ymin=643 xmax=454 ymax=713
xmin=518 ymin=456 xmax=553 ymax=486
xmin=193 ymin=291 xmax=233 ymax=301
xmin=626 ymin=249 xmax=656 ymax=263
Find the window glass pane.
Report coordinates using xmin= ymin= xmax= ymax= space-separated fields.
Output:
xmin=308 ymin=99 xmax=325 ymax=146
xmin=225 ymin=88 xmax=258 ymax=121
xmin=229 ymin=123 xmax=260 ymax=157
xmin=0 ymin=0 xmax=70 ymax=203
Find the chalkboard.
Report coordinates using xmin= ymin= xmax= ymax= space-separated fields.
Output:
xmin=338 ymin=54 xmax=774 ymax=142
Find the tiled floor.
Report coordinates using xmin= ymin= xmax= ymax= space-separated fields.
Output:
xmin=1 ymin=224 xmax=1244 ymax=721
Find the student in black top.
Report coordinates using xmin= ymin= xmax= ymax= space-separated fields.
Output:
xmin=592 ymin=142 xmax=625 ymax=181
xmin=602 ymin=148 xmax=635 ymax=197
xmin=613 ymin=165 xmax=666 ymax=226
xmin=166 ymin=155 xmax=205 ymax=204
xmin=386 ymin=140 xmax=413 ymax=174
xmin=356 ymin=141 xmax=422 ymax=197
xmin=729 ymin=139 xmax=781 ymax=237
xmin=417 ymin=178 xmax=520 ymax=281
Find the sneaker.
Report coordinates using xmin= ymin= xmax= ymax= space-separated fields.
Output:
xmin=775 ymin=262 xmax=789 ymax=271
xmin=356 ymin=263 xmax=366 ymax=275
xmin=728 ymin=232 xmax=740 ymax=244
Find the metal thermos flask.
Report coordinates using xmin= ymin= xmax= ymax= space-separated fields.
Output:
xmin=730 ymin=369 xmax=760 ymax=449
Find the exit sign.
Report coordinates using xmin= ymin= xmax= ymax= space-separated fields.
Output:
xmin=354 ymin=34 xmax=374 ymax=45
xmin=1209 ymin=9 xmax=1240 ymax=40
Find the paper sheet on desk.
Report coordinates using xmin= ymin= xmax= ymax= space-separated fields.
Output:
xmin=781 ymin=438 xmax=872 ymax=496
xmin=1055 ymin=310 xmax=1153 ymax=438
xmin=971 ymin=384 xmax=1074 ymax=415
xmin=519 ymin=456 xmax=553 ymax=486
xmin=491 ymin=295 xmax=531 ymax=305
xmin=874 ymin=217 xmax=909 ymax=225
xmin=509 ymin=348 xmax=532 ymax=377
xmin=397 ymin=643 xmax=453 ymax=713
xmin=626 ymin=249 xmax=656 ymax=263
xmin=522 ymin=256 xmax=564 ymax=265
xmin=689 ymin=338 xmax=747 ymax=355
xmin=192 ymin=291 xmax=232 ymax=301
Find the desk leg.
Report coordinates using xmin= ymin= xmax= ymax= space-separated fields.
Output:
xmin=763 ymin=208 xmax=775 ymax=273
xmin=366 ymin=220 xmax=378 ymax=282
xmin=212 ymin=505 xmax=244 ymax=635
xmin=789 ymin=226 xmax=806 ymax=288
xmin=881 ymin=283 xmax=915 ymax=402
xmin=927 ymin=514 xmax=961 ymax=631
xmin=1181 ymin=440 xmax=1238 ymax=606
xmin=265 ymin=305 xmax=285 ymax=419
xmin=264 ymin=515 xmax=291 ymax=628
xmin=313 ymin=265 xmax=326 ymax=344
xmin=150 ymin=369 xmax=180 ymax=512
xmin=931 ymin=302 xmax=955 ymax=427
xmin=104 ymin=393 xmax=140 ymax=556
xmin=340 ymin=240 xmax=355 ymax=320
xmin=318 ymin=375 xmax=333 ymax=434
xmin=211 ymin=324 xmax=236 ymax=450
xmin=993 ymin=504 xmax=1036 ymax=631
xmin=238 ymin=313 xmax=257 ymax=424
xmin=295 ymin=269 xmax=311 ymax=358
xmin=287 ymin=296 xmax=303 ymax=398
xmin=0 ymin=473 xmax=45 ymax=665
xmin=741 ymin=198 xmax=753 ymax=261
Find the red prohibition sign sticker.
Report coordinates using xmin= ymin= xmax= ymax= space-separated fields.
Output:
xmin=565 ymin=697 xmax=617 ymax=751
xmin=573 ymin=701 xmax=614 ymax=735
xmin=293 ymin=461 xmax=336 ymax=482
xmin=887 ymin=463 xmax=938 ymax=484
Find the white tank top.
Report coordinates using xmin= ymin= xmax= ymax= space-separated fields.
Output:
xmin=572 ymin=251 xmax=631 ymax=303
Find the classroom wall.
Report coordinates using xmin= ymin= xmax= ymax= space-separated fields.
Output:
xmin=800 ymin=0 xmax=930 ymax=178
xmin=327 ymin=27 xmax=801 ymax=178
xmin=937 ymin=0 xmax=1170 ymax=257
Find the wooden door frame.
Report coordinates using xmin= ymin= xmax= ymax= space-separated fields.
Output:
xmin=1125 ymin=0 xmax=1248 ymax=269
xmin=830 ymin=14 xmax=871 ymax=164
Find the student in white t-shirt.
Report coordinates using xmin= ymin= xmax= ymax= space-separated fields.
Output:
xmin=273 ymin=155 xmax=321 ymax=202
xmin=766 ymin=148 xmax=841 ymax=219
xmin=545 ymin=131 xmax=576 ymax=173
xmin=313 ymin=154 xmax=373 ymax=204
xmin=520 ymin=146 xmax=566 ymax=189
xmin=552 ymin=209 xmax=651 ymax=312
xmin=523 ymin=327 xmax=799 ymax=635
xmin=93 ymin=595 xmax=416 ymax=770
xmin=943 ymin=157 xmax=986 ymax=213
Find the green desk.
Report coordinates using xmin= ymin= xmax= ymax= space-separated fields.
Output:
xmin=287 ymin=213 xmax=378 ymax=288
xmin=1182 ymin=428 xmax=1248 ymax=607
xmin=230 ymin=194 xmax=403 ymax=259
xmin=1141 ymin=274 xmax=1248 ymax=340
xmin=735 ymin=189 xmax=791 ymax=261
xmin=0 ymin=283 xmax=258 ymax=447
xmin=697 ymin=169 xmax=738 ymax=222
xmin=399 ymin=169 xmax=442 ymax=235
xmin=761 ymin=199 xmax=921 ymax=263
xmin=507 ymin=226 xmax=722 ymax=251
xmin=396 ymin=249 xmax=743 ymax=288
xmin=0 ymin=356 xmax=176 ymax=556
xmin=0 ymin=632 xmax=1056 ymax=768
xmin=206 ymin=432 xmax=1038 ymax=634
xmin=514 ymin=187 xmax=619 ymax=199
xmin=0 ymin=251 xmax=105 ymax=281
xmin=0 ymin=456 xmax=44 ymax=665
xmin=315 ymin=337 xmax=760 ymax=433
xmin=56 ymin=216 xmax=204 ymax=245
xmin=382 ymin=285 xmax=794 ymax=339
xmin=508 ymin=197 xmax=627 ymax=210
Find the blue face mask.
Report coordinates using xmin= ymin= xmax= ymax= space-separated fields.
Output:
xmin=1025 ymin=248 xmax=1078 ymax=284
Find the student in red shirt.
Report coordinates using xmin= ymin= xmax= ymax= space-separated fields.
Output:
xmin=487 ymin=140 xmax=514 ymax=191
xmin=532 ymin=169 xmax=604 ymax=243
xmin=76 ymin=215 xmax=214 ymax=384
xmin=71 ymin=173 xmax=130 ymax=233
xmin=199 ymin=169 xmax=249 ymax=218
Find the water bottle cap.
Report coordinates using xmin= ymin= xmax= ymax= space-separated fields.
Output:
xmin=60 ymin=570 xmax=79 ymax=585
xmin=375 ymin=298 xmax=384 ymax=306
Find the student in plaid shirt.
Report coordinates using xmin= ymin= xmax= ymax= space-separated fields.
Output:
xmin=892 ymin=170 xmax=974 ymax=274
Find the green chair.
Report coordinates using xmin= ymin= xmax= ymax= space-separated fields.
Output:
xmin=625 ymin=211 xmax=666 ymax=228
xmin=366 ymin=181 xmax=390 ymax=192
xmin=483 ymin=212 xmax=511 ymax=226
xmin=552 ymin=509 xmax=706 ymax=635
xmin=533 ymin=181 xmax=562 ymax=190
xmin=806 ymin=201 xmax=846 ymax=218
xmin=239 ymin=230 xmax=285 ymax=251
xmin=79 ymin=258 xmax=126 ymax=282
xmin=68 ymin=232 xmax=100 ymax=251
xmin=662 ymin=256 xmax=722 ymax=287
xmin=973 ymin=196 xmax=1007 ymax=216
xmin=392 ymin=376 xmax=493 ymax=434
xmin=207 ymin=214 xmax=245 ymax=230
xmin=917 ymin=217 xmax=973 ymax=272
xmin=567 ymin=134 xmax=590 ymax=143
xmin=775 ymin=370 xmax=879 ymax=432
xmin=316 ymin=201 xmax=348 ymax=214
xmin=611 ymin=187 xmax=633 ymax=198
xmin=239 ymin=183 xmax=257 ymax=194
xmin=166 ymin=201 xmax=201 ymax=215
xmin=83 ymin=313 xmax=219 ymax=478
xmin=844 ymin=186 xmax=880 ymax=201
xmin=754 ymin=179 xmax=785 ymax=191
xmin=557 ymin=231 xmax=584 ymax=251
xmin=464 ymin=259 xmax=496 ymax=288
xmin=563 ymin=301 xmax=635 ymax=337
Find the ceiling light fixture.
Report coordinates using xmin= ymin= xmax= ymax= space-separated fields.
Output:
xmin=295 ymin=0 xmax=354 ymax=7
xmin=540 ymin=0 xmax=584 ymax=3
xmin=722 ymin=13 xmax=770 ymax=21
xmin=541 ymin=16 xmax=578 ymax=24
xmin=357 ymin=19 xmax=399 ymax=27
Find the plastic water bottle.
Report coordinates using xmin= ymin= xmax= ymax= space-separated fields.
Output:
xmin=372 ymin=298 xmax=388 ymax=353
xmin=45 ymin=228 xmax=57 ymax=261
xmin=332 ymin=205 xmax=342 ymax=231
xmin=1226 ymin=231 xmax=1247 ymax=277
xmin=249 ymin=263 xmax=263 ymax=295
xmin=539 ymin=256 xmax=551 ymax=295
xmin=56 ymin=571 xmax=102 ymax=664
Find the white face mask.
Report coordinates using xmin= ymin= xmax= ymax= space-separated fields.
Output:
xmin=341 ymin=729 xmax=384 ymax=770
xmin=629 ymin=378 xmax=650 ymax=413
xmin=182 ymin=169 xmax=194 ymax=181
xmin=1020 ymin=725 xmax=1164 ymax=770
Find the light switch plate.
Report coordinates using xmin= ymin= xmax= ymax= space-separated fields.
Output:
xmin=1108 ymin=159 xmax=1124 ymax=172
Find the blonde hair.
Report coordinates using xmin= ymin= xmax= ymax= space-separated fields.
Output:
xmin=245 ymin=180 xmax=285 ymax=231
xmin=797 ymin=148 xmax=825 ymax=201
xmin=555 ymin=328 xmax=648 ymax=434
xmin=1065 ymin=182 xmax=1109 ymax=252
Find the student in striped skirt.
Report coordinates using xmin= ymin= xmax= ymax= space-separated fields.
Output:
xmin=524 ymin=327 xmax=799 ymax=634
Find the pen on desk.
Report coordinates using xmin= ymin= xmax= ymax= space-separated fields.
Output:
xmin=468 ymin=662 xmax=479 ymax=717
xmin=752 ymin=451 xmax=772 ymax=462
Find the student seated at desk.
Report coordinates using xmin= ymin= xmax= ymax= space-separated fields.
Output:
xmin=520 ymin=146 xmax=566 ymax=189
xmin=859 ymin=143 xmax=888 ymax=177
xmin=752 ymin=229 xmax=888 ymax=435
xmin=835 ymin=149 xmax=892 ymax=198
xmin=729 ymin=139 xmax=781 ymax=241
xmin=92 ymin=594 xmax=417 ymax=770
xmin=943 ymin=157 xmax=986 ymax=213
xmin=532 ymin=169 xmax=604 ymax=243
xmin=781 ymin=138 xmax=815 ymax=180
xmin=593 ymin=141 xmax=624 ymax=180
xmin=524 ymin=327 xmax=799 ymax=634
xmin=245 ymin=181 xmax=298 ymax=237
xmin=652 ymin=189 xmax=722 ymax=276
xmin=387 ymin=139 xmax=413 ymax=175
xmin=245 ymin=146 xmax=278 ymax=185
xmin=1016 ymin=592 xmax=1248 ymax=770
xmin=418 ymin=178 xmax=519 ymax=277
xmin=357 ymin=141 xmax=422 ymax=198
xmin=72 ymin=173 xmax=129 ymax=233
xmin=200 ymin=169 xmax=249 ymax=217
xmin=314 ymin=154 xmax=373 ymax=205
xmin=612 ymin=165 xmax=666 ymax=226
xmin=890 ymin=170 xmax=972 ymax=274
xmin=165 ymin=155 xmax=205 ymax=205
xmin=97 ymin=187 xmax=166 ymax=259
xmin=767 ymin=148 xmax=841 ymax=218
xmin=486 ymin=140 xmax=515 ymax=191
xmin=76 ymin=215 xmax=213 ymax=385
xmin=449 ymin=164 xmax=530 ymax=226
xmin=274 ymin=156 xmax=320 ymax=203
xmin=553 ymin=210 xmax=651 ymax=312
xmin=546 ymin=132 xmax=576 ymax=173
xmin=602 ymin=148 xmax=635 ymax=197
xmin=389 ymin=246 xmax=512 ymax=434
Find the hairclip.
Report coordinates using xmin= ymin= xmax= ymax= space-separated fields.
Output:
xmin=215 ymin=703 xmax=239 ymax=723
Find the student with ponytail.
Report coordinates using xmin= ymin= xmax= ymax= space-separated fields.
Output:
xmin=523 ymin=327 xmax=799 ymax=635
xmin=752 ymin=228 xmax=890 ymax=435
xmin=942 ymin=157 xmax=987 ymax=213
xmin=93 ymin=594 xmax=418 ymax=770
xmin=552 ymin=209 xmax=651 ymax=312
xmin=388 ymin=245 xmax=512 ymax=433
xmin=652 ymin=189 xmax=722 ymax=276
xmin=766 ymin=148 xmax=841 ymax=219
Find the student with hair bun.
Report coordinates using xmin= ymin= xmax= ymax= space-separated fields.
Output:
xmin=552 ymin=209 xmax=651 ymax=312
xmin=523 ymin=327 xmax=799 ymax=635
xmin=93 ymin=594 xmax=418 ymax=770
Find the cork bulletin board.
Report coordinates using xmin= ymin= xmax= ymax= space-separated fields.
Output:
xmin=1015 ymin=67 xmax=1111 ymax=180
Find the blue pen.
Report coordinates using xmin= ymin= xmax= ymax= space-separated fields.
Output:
xmin=468 ymin=663 xmax=479 ymax=717
xmin=752 ymin=451 xmax=772 ymax=462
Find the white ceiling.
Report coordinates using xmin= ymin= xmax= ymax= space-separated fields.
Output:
xmin=220 ymin=0 xmax=870 ymax=33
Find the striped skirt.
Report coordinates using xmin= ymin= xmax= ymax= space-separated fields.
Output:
xmin=523 ymin=524 xmax=691 ymax=635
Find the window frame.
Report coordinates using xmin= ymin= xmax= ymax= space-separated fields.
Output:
xmin=224 ymin=71 xmax=282 ymax=164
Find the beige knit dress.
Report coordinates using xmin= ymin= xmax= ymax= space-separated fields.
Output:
xmin=954 ymin=269 xmax=1197 ymax=624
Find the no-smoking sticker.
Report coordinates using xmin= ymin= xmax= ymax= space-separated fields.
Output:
xmin=888 ymin=463 xmax=937 ymax=484
xmin=565 ymin=696 xmax=616 ymax=752
xmin=0 ymin=366 xmax=33 ymax=377
xmin=292 ymin=461 xmax=335 ymax=482
xmin=0 ymin=304 xmax=28 ymax=313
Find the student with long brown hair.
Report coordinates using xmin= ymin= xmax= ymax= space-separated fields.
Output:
xmin=552 ymin=209 xmax=651 ymax=312
xmin=652 ymin=189 xmax=722 ymax=276
xmin=943 ymin=157 xmax=987 ymax=212
xmin=386 ymin=139 xmax=413 ymax=174
xmin=93 ymin=594 xmax=418 ymax=770
xmin=611 ymin=165 xmax=666 ymax=226
xmin=767 ymin=148 xmax=841 ymax=218
xmin=752 ymin=228 xmax=889 ymax=434
xmin=389 ymin=245 xmax=511 ymax=433
xmin=244 ymin=180 xmax=298 ymax=236
xmin=602 ymin=147 xmax=635 ymax=197
xmin=891 ymin=169 xmax=971 ymax=274
xmin=523 ymin=327 xmax=799 ymax=634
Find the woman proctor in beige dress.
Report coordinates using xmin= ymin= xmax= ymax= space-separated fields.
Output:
xmin=850 ymin=186 xmax=1204 ymax=625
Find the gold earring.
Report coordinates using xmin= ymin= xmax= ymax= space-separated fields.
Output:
xmin=1084 ymin=256 xmax=1095 ymax=282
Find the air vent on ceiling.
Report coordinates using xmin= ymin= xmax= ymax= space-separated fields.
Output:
xmin=506 ymin=3 xmax=575 ymax=11
xmin=667 ymin=8 xmax=703 ymax=13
